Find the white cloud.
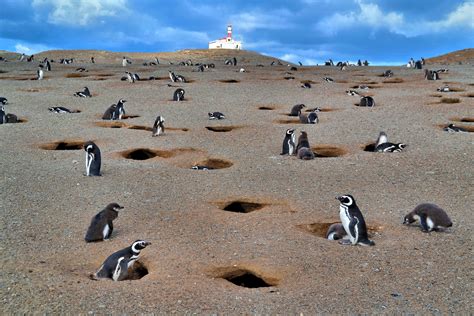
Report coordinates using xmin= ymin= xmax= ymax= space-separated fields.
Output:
xmin=15 ymin=42 xmax=57 ymax=54
xmin=316 ymin=0 xmax=474 ymax=37
xmin=32 ymin=0 xmax=127 ymax=26
xmin=230 ymin=9 xmax=293 ymax=31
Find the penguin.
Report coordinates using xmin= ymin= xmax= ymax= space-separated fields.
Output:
xmin=437 ymin=85 xmax=450 ymax=92
xmin=359 ymin=96 xmax=375 ymax=107
xmin=281 ymin=128 xmax=296 ymax=155
xmin=125 ymin=72 xmax=135 ymax=83
xmin=0 ymin=97 xmax=7 ymax=105
xmin=84 ymin=141 xmax=101 ymax=176
xmin=346 ymin=90 xmax=360 ymax=96
xmin=290 ymin=104 xmax=305 ymax=116
xmin=168 ymin=71 xmax=177 ymax=82
xmin=383 ymin=70 xmax=393 ymax=77
xmin=403 ymin=203 xmax=452 ymax=232
xmin=91 ymin=56 xmax=95 ymax=63
xmin=298 ymin=61 xmax=303 ymax=66
xmin=173 ymin=88 xmax=185 ymax=101
xmin=76 ymin=67 xmax=87 ymax=72
xmin=436 ymin=68 xmax=449 ymax=73
xmin=307 ymin=110 xmax=319 ymax=124
xmin=323 ymin=77 xmax=334 ymax=82
xmin=208 ymin=112 xmax=225 ymax=120
xmin=45 ymin=59 xmax=51 ymax=71
xmin=0 ymin=104 xmax=5 ymax=124
xmin=375 ymin=131 xmax=388 ymax=148
xmin=296 ymin=147 xmax=315 ymax=160
xmin=301 ymin=82 xmax=311 ymax=89
xmin=296 ymin=131 xmax=310 ymax=152
xmin=152 ymin=115 xmax=165 ymax=136
xmin=37 ymin=65 xmax=44 ymax=80
xmin=91 ymin=240 xmax=151 ymax=281
xmin=132 ymin=73 xmax=140 ymax=81
xmin=191 ymin=165 xmax=212 ymax=170
xmin=443 ymin=124 xmax=469 ymax=133
xmin=48 ymin=106 xmax=77 ymax=113
xmin=424 ymin=69 xmax=439 ymax=80
xmin=336 ymin=195 xmax=375 ymax=246
xmin=122 ymin=57 xmax=131 ymax=67
xmin=5 ymin=113 xmax=18 ymax=123
xmin=74 ymin=87 xmax=91 ymax=98
xmin=326 ymin=223 xmax=348 ymax=240
xmin=375 ymin=142 xmax=407 ymax=153
xmin=358 ymin=85 xmax=369 ymax=90
xmin=102 ymin=99 xmax=126 ymax=120
xmin=85 ymin=203 xmax=124 ymax=242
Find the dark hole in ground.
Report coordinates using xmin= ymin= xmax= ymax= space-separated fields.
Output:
xmin=363 ymin=143 xmax=376 ymax=152
xmin=258 ymin=106 xmax=274 ymax=110
xmin=193 ymin=158 xmax=233 ymax=169
xmin=274 ymin=118 xmax=300 ymax=124
xmin=459 ymin=117 xmax=474 ymax=122
xmin=225 ymin=271 xmax=271 ymax=288
xmin=312 ymin=145 xmax=347 ymax=157
xmin=464 ymin=93 xmax=474 ymax=98
xmin=219 ymin=79 xmax=240 ymax=83
xmin=40 ymin=140 xmax=85 ymax=150
xmin=206 ymin=126 xmax=234 ymax=132
xmin=440 ymin=98 xmax=460 ymax=104
xmin=298 ymin=222 xmax=382 ymax=238
xmin=128 ymin=125 xmax=153 ymax=131
xmin=126 ymin=261 xmax=149 ymax=280
xmin=223 ymin=201 xmax=265 ymax=213
xmin=123 ymin=148 xmax=157 ymax=160
xmin=122 ymin=115 xmax=140 ymax=119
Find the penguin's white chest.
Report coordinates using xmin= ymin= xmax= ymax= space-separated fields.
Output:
xmin=339 ymin=205 xmax=353 ymax=239
xmin=102 ymin=224 xmax=110 ymax=239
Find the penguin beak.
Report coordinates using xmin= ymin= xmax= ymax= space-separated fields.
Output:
xmin=335 ymin=196 xmax=342 ymax=201
xmin=144 ymin=241 xmax=152 ymax=246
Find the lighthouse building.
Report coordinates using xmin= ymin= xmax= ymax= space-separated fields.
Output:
xmin=208 ymin=25 xmax=242 ymax=50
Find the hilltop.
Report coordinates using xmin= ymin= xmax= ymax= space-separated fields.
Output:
xmin=426 ymin=48 xmax=474 ymax=64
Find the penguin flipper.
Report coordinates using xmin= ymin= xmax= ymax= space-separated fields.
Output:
xmin=419 ymin=214 xmax=430 ymax=232
xmin=112 ymin=257 xmax=129 ymax=281
xmin=348 ymin=217 xmax=358 ymax=241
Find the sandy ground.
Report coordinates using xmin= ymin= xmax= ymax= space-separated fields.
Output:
xmin=1 ymin=49 xmax=473 ymax=314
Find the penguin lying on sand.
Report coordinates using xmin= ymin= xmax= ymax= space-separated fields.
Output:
xmin=403 ymin=203 xmax=452 ymax=232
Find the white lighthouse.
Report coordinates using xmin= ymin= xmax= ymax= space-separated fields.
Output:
xmin=208 ymin=25 xmax=242 ymax=50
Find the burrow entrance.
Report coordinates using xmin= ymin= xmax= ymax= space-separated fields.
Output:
xmin=192 ymin=158 xmax=233 ymax=170
xmin=222 ymin=200 xmax=266 ymax=213
xmin=126 ymin=261 xmax=149 ymax=280
xmin=205 ymin=126 xmax=239 ymax=132
xmin=311 ymin=145 xmax=347 ymax=158
xmin=298 ymin=222 xmax=382 ymax=238
xmin=39 ymin=140 xmax=87 ymax=150
xmin=258 ymin=106 xmax=275 ymax=110
xmin=213 ymin=267 xmax=278 ymax=288
xmin=363 ymin=143 xmax=377 ymax=152
xmin=438 ymin=124 xmax=474 ymax=132
xmin=450 ymin=117 xmax=474 ymax=123
xmin=95 ymin=121 xmax=188 ymax=132
xmin=120 ymin=147 xmax=199 ymax=161
xmin=218 ymin=79 xmax=240 ymax=83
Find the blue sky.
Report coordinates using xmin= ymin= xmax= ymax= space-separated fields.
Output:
xmin=1 ymin=0 xmax=473 ymax=65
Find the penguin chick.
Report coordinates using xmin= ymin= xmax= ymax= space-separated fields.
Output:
xmin=290 ymin=104 xmax=305 ymax=116
xmin=85 ymin=203 xmax=124 ymax=242
xmin=296 ymin=131 xmax=310 ymax=152
xmin=336 ymin=195 xmax=375 ymax=246
xmin=403 ymin=203 xmax=452 ymax=232
xmin=91 ymin=240 xmax=151 ymax=281
xmin=326 ymin=223 xmax=348 ymax=240
xmin=296 ymin=147 xmax=315 ymax=160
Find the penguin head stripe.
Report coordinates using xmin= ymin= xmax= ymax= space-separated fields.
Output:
xmin=336 ymin=194 xmax=354 ymax=206
xmin=131 ymin=240 xmax=151 ymax=253
xmin=286 ymin=128 xmax=295 ymax=135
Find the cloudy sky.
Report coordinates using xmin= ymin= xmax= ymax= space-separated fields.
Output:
xmin=1 ymin=0 xmax=473 ymax=65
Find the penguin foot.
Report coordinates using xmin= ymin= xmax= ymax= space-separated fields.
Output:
xmin=89 ymin=273 xmax=99 ymax=281
xmin=338 ymin=239 xmax=352 ymax=245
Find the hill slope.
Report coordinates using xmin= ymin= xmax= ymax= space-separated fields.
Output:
xmin=426 ymin=48 xmax=474 ymax=64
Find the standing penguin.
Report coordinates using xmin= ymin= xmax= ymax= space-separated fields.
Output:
xmin=84 ymin=141 xmax=101 ymax=176
xmin=403 ymin=203 xmax=452 ymax=232
xmin=122 ymin=57 xmax=131 ymax=67
xmin=173 ymin=88 xmax=185 ymax=101
xmin=103 ymin=99 xmax=126 ymax=120
xmin=91 ymin=240 xmax=151 ymax=281
xmin=125 ymin=71 xmax=135 ymax=83
xmin=45 ymin=59 xmax=51 ymax=71
xmin=37 ymin=65 xmax=44 ymax=80
xmin=85 ymin=203 xmax=124 ymax=242
xmin=296 ymin=131 xmax=310 ymax=152
xmin=152 ymin=115 xmax=165 ymax=136
xmin=336 ymin=195 xmax=375 ymax=246
xmin=281 ymin=128 xmax=296 ymax=155
xmin=290 ymin=104 xmax=305 ymax=116
xmin=0 ymin=104 xmax=6 ymax=124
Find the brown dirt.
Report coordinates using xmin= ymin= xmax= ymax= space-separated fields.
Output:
xmin=0 ymin=49 xmax=473 ymax=314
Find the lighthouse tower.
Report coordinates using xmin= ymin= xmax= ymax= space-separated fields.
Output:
xmin=208 ymin=24 xmax=242 ymax=50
